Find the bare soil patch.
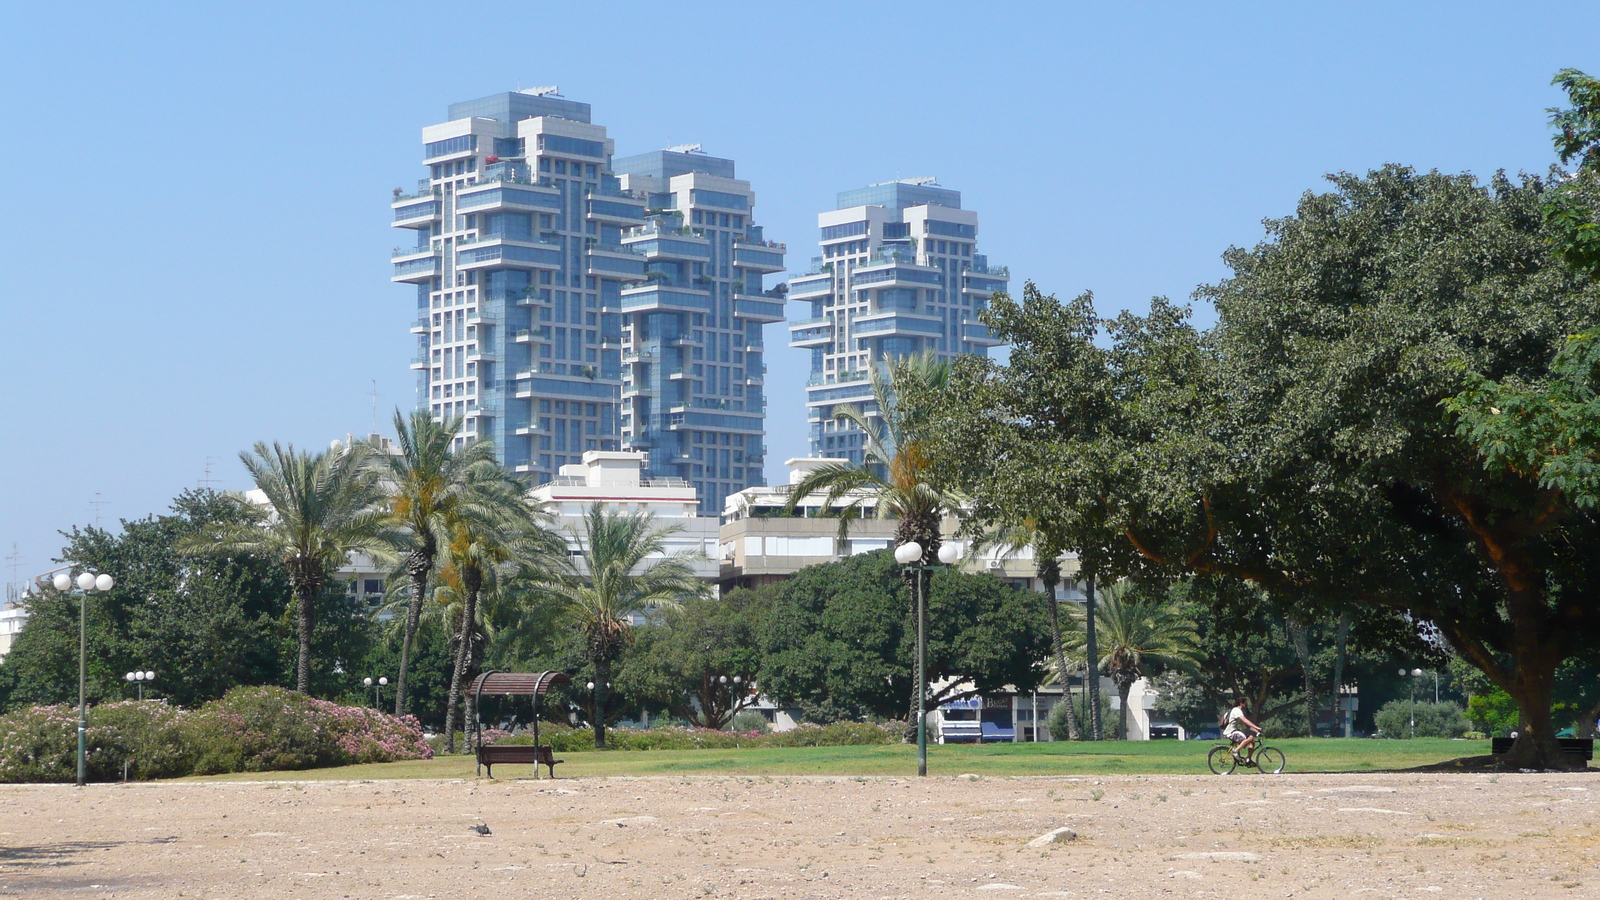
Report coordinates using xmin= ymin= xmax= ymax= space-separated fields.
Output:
xmin=3 ymin=771 xmax=1598 ymax=898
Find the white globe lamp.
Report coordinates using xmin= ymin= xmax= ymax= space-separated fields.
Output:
xmin=937 ymin=543 xmax=960 ymax=565
xmin=894 ymin=542 xmax=922 ymax=565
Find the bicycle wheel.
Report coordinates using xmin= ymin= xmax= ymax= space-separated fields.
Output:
xmin=1207 ymin=745 xmax=1238 ymax=775
xmin=1255 ymin=746 xmax=1286 ymax=774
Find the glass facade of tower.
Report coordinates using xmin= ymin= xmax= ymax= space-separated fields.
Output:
xmin=394 ymin=94 xmax=780 ymax=509
xmin=610 ymin=148 xmax=785 ymax=513
xmin=787 ymin=180 xmax=1006 ymax=465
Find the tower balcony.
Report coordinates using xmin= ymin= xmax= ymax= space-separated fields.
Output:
xmin=409 ymin=318 xmax=429 ymax=335
xmin=586 ymin=246 xmax=647 ymax=278
xmin=392 ymin=249 xmax=440 ymax=283
xmin=732 ymin=295 xmax=785 ymax=324
xmin=391 ymin=198 xmax=441 ymax=229
xmin=788 ymin=317 xmax=834 ymax=348
xmin=786 ymin=274 xmax=833 ymax=298
xmin=961 ymin=321 xmax=1004 ymax=347
xmin=620 ymin=284 xmax=711 ymax=314
xmin=732 ymin=241 xmax=786 ymax=273
xmin=454 ymin=236 xmax=562 ymax=272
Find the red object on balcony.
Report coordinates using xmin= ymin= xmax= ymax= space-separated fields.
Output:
xmin=486 ymin=155 xmax=500 ymax=164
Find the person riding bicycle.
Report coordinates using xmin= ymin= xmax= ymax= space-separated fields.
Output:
xmin=1223 ymin=698 xmax=1261 ymax=761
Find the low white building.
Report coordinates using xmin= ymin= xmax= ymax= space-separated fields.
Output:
xmin=532 ymin=451 xmax=720 ymax=614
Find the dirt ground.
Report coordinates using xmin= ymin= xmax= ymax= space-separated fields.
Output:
xmin=2 ymin=770 xmax=1597 ymax=899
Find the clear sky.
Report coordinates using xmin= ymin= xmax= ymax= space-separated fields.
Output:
xmin=2 ymin=1 xmax=1595 ymax=590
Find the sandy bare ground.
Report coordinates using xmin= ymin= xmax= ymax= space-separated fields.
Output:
xmin=2 ymin=771 xmax=1597 ymax=899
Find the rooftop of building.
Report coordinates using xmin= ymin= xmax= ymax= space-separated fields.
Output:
xmin=837 ymin=178 xmax=961 ymax=211
xmin=612 ymin=146 xmax=737 ymax=181
xmin=446 ymin=89 xmax=592 ymax=132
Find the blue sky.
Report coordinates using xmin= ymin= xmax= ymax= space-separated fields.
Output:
xmin=1 ymin=1 xmax=1594 ymax=588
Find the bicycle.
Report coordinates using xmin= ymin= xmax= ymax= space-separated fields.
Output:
xmin=1207 ymin=735 xmax=1286 ymax=774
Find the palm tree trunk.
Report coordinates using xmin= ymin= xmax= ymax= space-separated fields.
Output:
xmin=444 ymin=568 xmax=481 ymax=754
xmin=395 ymin=547 xmax=431 ymax=716
xmin=1041 ymin=565 xmax=1079 ymax=741
xmin=294 ymin=582 xmax=317 ymax=694
xmin=1118 ymin=679 xmax=1133 ymax=740
xmin=593 ymin=658 xmax=611 ymax=750
xmin=1084 ymin=574 xmax=1102 ymax=741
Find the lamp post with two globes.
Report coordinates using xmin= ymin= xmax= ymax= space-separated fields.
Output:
xmin=1400 ymin=667 xmax=1424 ymax=738
xmin=364 ymin=676 xmax=389 ymax=709
xmin=52 ymin=570 xmax=115 ymax=787
xmin=894 ymin=540 xmax=960 ymax=777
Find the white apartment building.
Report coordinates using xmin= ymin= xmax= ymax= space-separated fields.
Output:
xmin=532 ymin=451 xmax=720 ymax=611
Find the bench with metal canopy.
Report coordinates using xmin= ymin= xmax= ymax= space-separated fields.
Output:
xmin=469 ymin=671 xmax=571 ymax=778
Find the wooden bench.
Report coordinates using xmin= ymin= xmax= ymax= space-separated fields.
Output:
xmin=1490 ymin=737 xmax=1594 ymax=765
xmin=476 ymin=743 xmax=563 ymax=779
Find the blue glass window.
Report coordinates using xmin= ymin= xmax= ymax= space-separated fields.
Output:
xmin=424 ymin=135 xmax=477 ymax=159
xmin=539 ymin=134 xmax=605 ymax=158
xmin=820 ymin=221 xmax=868 ymax=241
xmin=691 ymin=189 xmax=750 ymax=210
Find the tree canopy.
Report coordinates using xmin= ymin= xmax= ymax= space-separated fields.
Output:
xmin=919 ymin=164 xmax=1600 ymax=767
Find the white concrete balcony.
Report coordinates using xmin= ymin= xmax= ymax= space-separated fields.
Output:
xmin=732 ymin=241 xmax=786 ymax=273
xmin=732 ymin=294 xmax=785 ymax=324
xmin=786 ymin=274 xmax=833 ymax=298
xmin=391 ymin=198 xmax=441 ymax=229
xmin=788 ymin=317 xmax=833 ymax=348
xmin=392 ymin=249 xmax=440 ymax=283
xmin=454 ymin=236 xmax=562 ymax=272
xmin=962 ymin=321 xmax=1004 ymax=347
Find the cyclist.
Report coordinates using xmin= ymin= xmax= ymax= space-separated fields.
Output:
xmin=1223 ymin=698 xmax=1262 ymax=762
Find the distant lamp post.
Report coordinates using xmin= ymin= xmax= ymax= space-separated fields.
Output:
xmin=717 ymin=674 xmax=746 ymax=729
xmin=363 ymin=676 xmax=389 ymax=709
xmin=895 ymin=540 xmax=960 ymax=777
xmin=123 ymin=670 xmax=155 ymax=701
xmin=1400 ymin=667 xmax=1424 ymax=738
xmin=53 ymin=570 xmax=114 ymax=787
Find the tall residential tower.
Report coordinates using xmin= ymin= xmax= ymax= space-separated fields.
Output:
xmin=786 ymin=179 xmax=1007 ymax=464
xmin=393 ymin=91 xmax=782 ymax=509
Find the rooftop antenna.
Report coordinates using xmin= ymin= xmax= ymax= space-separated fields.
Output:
xmin=5 ymin=543 xmax=22 ymax=591
xmin=370 ymin=379 xmax=379 ymax=434
xmin=89 ymin=493 xmax=108 ymax=528
xmin=200 ymin=456 xmax=219 ymax=489
xmin=666 ymin=143 xmax=703 ymax=154
xmin=521 ymin=85 xmax=560 ymax=97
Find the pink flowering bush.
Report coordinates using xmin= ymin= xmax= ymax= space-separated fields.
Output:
xmin=0 ymin=687 xmax=431 ymax=782
xmin=186 ymin=686 xmax=431 ymax=775
xmin=0 ymin=701 xmax=193 ymax=783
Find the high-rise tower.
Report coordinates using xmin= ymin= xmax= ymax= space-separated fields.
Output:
xmin=786 ymin=179 xmax=1007 ymax=464
xmin=609 ymin=147 xmax=786 ymax=513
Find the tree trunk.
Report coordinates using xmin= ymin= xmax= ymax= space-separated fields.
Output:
xmin=1117 ymin=678 xmax=1133 ymax=740
xmin=593 ymin=658 xmax=611 ymax=750
xmin=1330 ymin=610 xmax=1351 ymax=738
xmin=443 ymin=566 xmax=481 ymax=754
xmin=1286 ymin=616 xmax=1314 ymax=737
xmin=1502 ymin=650 xmax=1574 ymax=769
xmin=294 ymin=582 xmax=317 ymax=694
xmin=395 ymin=545 xmax=431 ymax=716
xmin=1042 ymin=566 xmax=1079 ymax=741
xmin=1084 ymin=574 xmax=1102 ymax=741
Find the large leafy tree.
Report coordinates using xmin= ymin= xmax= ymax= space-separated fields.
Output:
xmin=924 ymin=162 xmax=1600 ymax=767
xmin=377 ymin=410 xmax=500 ymax=716
xmin=972 ymin=523 xmax=1081 ymax=739
xmin=784 ymin=352 xmax=968 ymax=730
xmin=0 ymin=490 xmax=294 ymax=710
xmin=620 ymin=589 xmax=768 ymax=729
xmin=758 ymin=550 xmax=1050 ymax=722
xmin=534 ymin=503 xmax=705 ymax=749
xmin=181 ymin=442 xmax=392 ymax=693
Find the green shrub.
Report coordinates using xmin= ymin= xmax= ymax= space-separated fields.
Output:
xmin=1466 ymin=690 xmax=1520 ymax=736
xmin=86 ymin=701 xmax=192 ymax=781
xmin=730 ymin=710 xmax=769 ymax=734
xmin=1373 ymin=700 xmax=1470 ymax=739
xmin=0 ymin=704 xmax=77 ymax=783
xmin=1045 ymin=692 xmax=1113 ymax=740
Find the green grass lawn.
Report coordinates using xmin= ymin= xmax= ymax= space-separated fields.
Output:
xmin=186 ymin=737 xmax=1496 ymax=782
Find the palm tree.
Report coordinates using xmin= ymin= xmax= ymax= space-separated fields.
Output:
xmin=181 ymin=441 xmax=390 ymax=693
xmin=535 ymin=503 xmax=707 ymax=749
xmin=1072 ymin=583 xmax=1200 ymax=739
xmin=974 ymin=523 xmax=1079 ymax=740
xmin=376 ymin=410 xmax=500 ymax=716
xmin=436 ymin=465 xmax=560 ymax=753
xmin=783 ymin=352 xmax=966 ymax=731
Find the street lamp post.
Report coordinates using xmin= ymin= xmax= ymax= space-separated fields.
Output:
xmin=363 ymin=676 xmax=389 ymax=709
xmin=123 ymin=670 xmax=155 ymax=701
xmin=1400 ymin=667 xmax=1423 ymax=738
xmin=895 ymin=540 xmax=960 ymax=777
xmin=717 ymin=674 xmax=745 ymax=729
xmin=53 ymin=570 xmax=114 ymax=787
